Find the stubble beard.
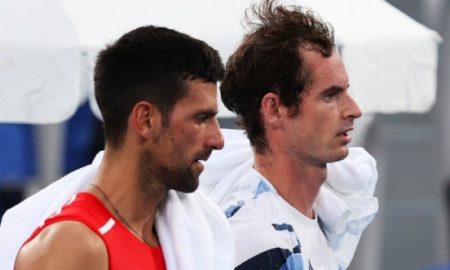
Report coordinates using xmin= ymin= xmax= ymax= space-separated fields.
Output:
xmin=324 ymin=145 xmax=350 ymax=165
xmin=298 ymin=142 xmax=350 ymax=168
xmin=138 ymin=151 xmax=200 ymax=195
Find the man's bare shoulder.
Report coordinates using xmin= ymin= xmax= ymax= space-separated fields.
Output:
xmin=14 ymin=221 xmax=108 ymax=270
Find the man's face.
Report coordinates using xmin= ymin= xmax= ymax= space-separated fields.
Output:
xmin=283 ymin=49 xmax=362 ymax=166
xmin=142 ymin=79 xmax=224 ymax=193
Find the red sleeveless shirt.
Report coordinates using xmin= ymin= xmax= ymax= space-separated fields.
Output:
xmin=25 ymin=192 xmax=166 ymax=270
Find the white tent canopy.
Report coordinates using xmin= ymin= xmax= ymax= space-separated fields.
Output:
xmin=0 ymin=0 xmax=441 ymax=123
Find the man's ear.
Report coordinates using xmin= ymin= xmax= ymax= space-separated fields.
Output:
xmin=260 ymin=92 xmax=287 ymax=127
xmin=130 ymin=101 xmax=162 ymax=141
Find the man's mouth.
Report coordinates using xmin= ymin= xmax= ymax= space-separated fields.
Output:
xmin=337 ymin=127 xmax=354 ymax=143
xmin=193 ymin=150 xmax=213 ymax=165
xmin=338 ymin=127 xmax=353 ymax=136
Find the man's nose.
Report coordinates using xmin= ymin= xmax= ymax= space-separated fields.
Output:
xmin=207 ymin=118 xmax=224 ymax=150
xmin=343 ymin=94 xmax=362 ymax=120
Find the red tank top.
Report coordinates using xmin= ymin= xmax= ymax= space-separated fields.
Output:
xmin=25 ymin=192 xmax=166 ymax=270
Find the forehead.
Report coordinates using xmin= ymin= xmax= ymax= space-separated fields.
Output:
xmin=302 ymin=48 xmax=348 ymax=92
xmin=171 ymin=79 xmax=218 ymax=112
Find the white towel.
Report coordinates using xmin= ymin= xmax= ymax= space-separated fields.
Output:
xmin=316 ymin=147 xmax=379 ymax=268
xmin=156 ymin=190 xmax=234 ymax=270
xmin=0 ymin=128 xmax=378 ymax=270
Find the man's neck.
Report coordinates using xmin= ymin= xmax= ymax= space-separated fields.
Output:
xmin=87 ymin=149 xmax=166 ymax=247
xmin=253 ymin=149 xmax=327 ymax=219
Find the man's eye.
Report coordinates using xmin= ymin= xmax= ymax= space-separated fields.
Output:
xmin=196 ymin=114 xmax=210 ymax=122
xmin=323 ymin=91 xmax=340 ymax=101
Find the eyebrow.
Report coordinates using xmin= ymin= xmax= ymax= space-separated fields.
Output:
xmin=322 ymin=83 xmax=349 ymax=94
xmin=194 ymin=109 xmax=218 ymax=117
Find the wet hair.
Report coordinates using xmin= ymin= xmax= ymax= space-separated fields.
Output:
xmin=220 ymin=0 xmax=334 ymax=153
xmin=94 ymin=25 xmax=224 ymax=148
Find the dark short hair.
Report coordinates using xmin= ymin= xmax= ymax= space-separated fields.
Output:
xmin=220 ymin=0 xmax=334 ymax=153
xmin=94 ymin=26 xmax=224 ymax=148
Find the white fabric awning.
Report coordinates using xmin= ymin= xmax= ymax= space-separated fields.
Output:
xmin=0 ymin=0 xmax=441 ymax=123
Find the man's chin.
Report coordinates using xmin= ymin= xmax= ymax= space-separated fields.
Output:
xmin=175 ymin=180 xmax=199 ymax=193
xmin=328 ymin=147 xmax=349 ymax=163
xmin=173 ymin=172 xmax=200 ymax=193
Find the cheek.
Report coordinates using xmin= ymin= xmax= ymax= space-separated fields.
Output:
xmin=174 ymin=127 xmax=204 ymax=153
xmin=305 ymin=114 xmax=337 ymax=146
xmin=314 ymin=108 xmax=338 ymax=129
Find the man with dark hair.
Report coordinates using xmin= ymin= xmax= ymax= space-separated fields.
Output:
xmin=14 ymin=25 xmax=227 ymax=269
xmin=220 ymin=0 xmax=366 ymax=268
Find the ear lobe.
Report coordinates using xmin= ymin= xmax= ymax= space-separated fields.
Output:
xmin=130 ymin=101 xmax=161 ymax=140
